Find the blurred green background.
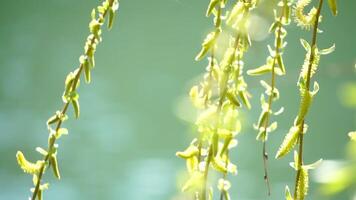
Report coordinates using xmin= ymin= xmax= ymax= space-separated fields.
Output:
xmin=0 ymin=0 xmax=355 ymax=199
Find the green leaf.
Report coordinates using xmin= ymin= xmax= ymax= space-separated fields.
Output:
xmin=319 ymin=43 xmax=336 ymax=55
xmin=256 ymin=129 xmax=267 ymax=141
xmin=267 ymin=121 xmax=278 ymax=133
xmin=47 ymin=114 xmax=59 ymax=126
xmin=108 ymin=8 xmax=115 ymax=29
xmin=195 ymin=31 xmax=220 ymax=61
xmin=269 ymin=21 xmax=281 ymax=33
xmin=55 ymin=128 xmax=69 ymax=139
xmin=227 ymin=92 xmax=240 ymax=107
xmin=327 ymin=0 xmax=338 ymax=16
xmin=84 ymin=60 xmax=91 ymax=84
xmin=247 ymin=64 xmax=272 ymax=76
xmin=88 ymin=55 xmax=95 ymax=68
xmin=80 ymin=55 xmax=91 ymax=84
xmin=211 ymin=156 xmax=228 ymax=174
xmin=176 ymin=145 xmax=199 ymax=159
xmin=238 ymin=91 xmax=251 ymax=109
xmin=206 ymin=0 xmax=220 ymax=16
xmin=275 ymin=125 xmax=301 ymax=158
xmin=186 ymin=156 xmax=198 ymax=173
xmin=257 ymin=110 xmax=268 ymax=129
xmin=226 ymin=1 xmax=244 ymax=25
xmin=50 ymin=154 xmax=61 ymax=179
xmin=304 ymin=159 xmax=323 ymax=170
xmin=276 ymin=54 xmax=286 ymax=75
xmin=36 ymin=147 xmax=48 ymax=156
xmin=300 ymin=39 xmax=310 ymax=52
xmin=285 ymin=186 xmax=293 ymax=200
xmin=72 ymin=98 xmax=80 ymax=119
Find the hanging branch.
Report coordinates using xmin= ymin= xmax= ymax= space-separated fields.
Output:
xmin=176 ymin=0 xmax=258 ymax=199
xmin=275 ymin=0 xmax=337 ymax=199
xmin=15 ymin=1 xmax=119 ymax=200
xmin=246 ymin=0 xmax=292 ymax=195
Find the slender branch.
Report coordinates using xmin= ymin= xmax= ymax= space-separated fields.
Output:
xmin=259 ymin=3 xmax=288 ymax=194
xmin=293 ymin=0 xmax=324 ymax=198
xmin=201 ymin=32 xmax=241 ymax=200
xmin=30 ymin=1 xmax=115 ymax=199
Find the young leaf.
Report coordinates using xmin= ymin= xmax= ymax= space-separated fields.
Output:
xmin=72 ymin=98 xmax=80 ymax=119
xmin=108 ymin=8 xmax=115 ymax=29
xmin=50 ymin=154 xmax=61 ymax=179
xmin=276 ymin=54 xmax=286 ymax=74
xmin=269 ymin=21 xmax=281 ymax=33
xmin=211 ymin=156 xmax=228 ymax=174
xmin=285 ymin=186 xmax=293 ymax=200
xmin=80 ymin=55 xmax=91 ymax=80
xmin=186 ymin=156 xmax=198 ymax=173
xmin=55 ymin=128 xmax=69 ymax=139
xmin=304 ymin=159 xmax=323 ymax=170
xmin=300 ymin=39 xmax=310 ymax=52
xmin=176 ymin=145 xmax=199 ymax=159
xmin=227 ymin=92 xmax=241 ymax=107
xmin=327 ymin=0 xmax=338 ymax=16
xmin=319 ymin=43 xmax=336 ymax=55
xmin=47 ymin=114 xmax=59 ymax=126
xmin=195 ymin=31 xmax=220 ymax=61
xmin=226 ymin=1 xmax=244 ymax=25
xmin=247 ymin=64 xmax=272 ymax=76
xmin=36 ymin=147 xmax=48 ymax=156
xmin=206 ymin=0 xmax=220 ymax=16
xmin=238 ymin=91 xmax=251 ymax=109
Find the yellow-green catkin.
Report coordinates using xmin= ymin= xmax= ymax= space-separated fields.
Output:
xmin=246 ymin=0 xmax=291 ymax=195
xmin=176 ymin=0 xmax=258 ymax=199
xmin=16 ymin=1 xmax=119 ymax=200
xmin=275 ymin=0 xmax=337 ymax=199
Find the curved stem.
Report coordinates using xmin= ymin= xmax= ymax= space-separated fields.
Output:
xmin=293 ymin=0 xmax=324 ymax=198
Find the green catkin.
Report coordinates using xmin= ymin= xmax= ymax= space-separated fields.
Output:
xmin=247 ymin=0 xmax=291 ymax=195
xmin=15 ymin=1 xmax=119 ymax=199
xmin=275 ymin=0 xmax=337 ymax=199
xmin=176 ymin=0 xmax=257 ymax=199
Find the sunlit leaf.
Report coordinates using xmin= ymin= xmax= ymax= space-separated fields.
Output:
xmin=327 ymin=0 xmax=338 ymax=16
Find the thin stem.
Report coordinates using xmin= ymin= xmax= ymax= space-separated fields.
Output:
xmin=30 ymin=1 xmax=114 ymax=199
xmin=219 ymin=149 xmax=229 ymax=200
xmin=260 ymin=5 xmax=286 ymax=195
xmin=293 ymin=0 xmax=324 ymax=198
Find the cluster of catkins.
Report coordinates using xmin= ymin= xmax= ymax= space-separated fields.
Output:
xmin=177 ymin=0 xmax=337 ymax=200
